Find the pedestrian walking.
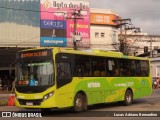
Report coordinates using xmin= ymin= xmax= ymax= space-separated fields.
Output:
xmin=11 ymin=77 xmax=16 ymax=93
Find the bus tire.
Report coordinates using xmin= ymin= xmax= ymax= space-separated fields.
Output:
xmin=73 ymin=93 xmax=87 ymax=112
xmin=124 ymin=89 xmax=133 ymax=106
xmin=82 ymin=94 xmax=88 ymax=111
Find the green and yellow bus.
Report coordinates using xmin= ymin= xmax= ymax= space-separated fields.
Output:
xmin=15 ymin=47 xmax=152 ymax=111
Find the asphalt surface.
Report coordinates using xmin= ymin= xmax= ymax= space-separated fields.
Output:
xmin=0 ymin=89 xmax=160 ymax=119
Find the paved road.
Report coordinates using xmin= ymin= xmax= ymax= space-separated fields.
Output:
xmin=0 ymin=89 xmax=160 ymax=119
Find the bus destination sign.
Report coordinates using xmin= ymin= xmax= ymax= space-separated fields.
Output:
xmin=20 ymin=51 xmax=48 ymax=58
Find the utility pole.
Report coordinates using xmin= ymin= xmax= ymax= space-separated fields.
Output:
xmin=124 ymin=24 xmax=127 ymax=54
xmin=112 ymin=18 xmax=131 ymax=54
xmin=124 ymin=27 xmax=141 ymax=55
xmin=66 ymin=9 xmax=83 ymax=50
xmin=119 ymin=25 xmax=124 ymax=53
xmin=150 ymin=37 xmax=153 ymax=58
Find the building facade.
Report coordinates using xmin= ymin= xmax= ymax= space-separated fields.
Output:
xmin=0 ymin=0 xmax=40 ymax=76
xmin=0 ymin=0 xmax=40 ymax=48
xmin=119 ymin=32 xmax=160 ymax=56
xmin=151 ymin=58 xmax=160 ymax=78
xmin=90 ymin=8 xmax=119 ymax=51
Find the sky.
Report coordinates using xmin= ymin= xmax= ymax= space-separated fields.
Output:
xmin=90 ymin=0 xmax=160 ymax=35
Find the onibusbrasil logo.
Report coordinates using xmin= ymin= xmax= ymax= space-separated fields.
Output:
xmin=1 ymin=112 xmax=42 ymax=118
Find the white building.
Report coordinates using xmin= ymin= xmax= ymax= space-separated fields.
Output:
xmin=151 ymin=58 xmax=160 ymax=78
xmin=90 ymin=8 xmax=120 ymax=51
xmin=120 ymin=32 xmax=160 ymax=56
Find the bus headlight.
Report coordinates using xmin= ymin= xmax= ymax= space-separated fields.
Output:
xmin=43 ymin=92 xmax=54 ymax=101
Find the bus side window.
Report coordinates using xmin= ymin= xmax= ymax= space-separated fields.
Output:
xmin=100 ymin=71 xmax=106 ymax=76
xmin=107 ymin=60 xmax=115 ymax=76
xmin=75 ymin=65 xmax=84 ymax=77
xmin=92 ymin=64 xmax=100 ymax=77
xmin=99 ymin=62 xmax=106 ymax=76
xmin=131 ymin=60 xmax=136 ymax=76
xmin=140 ymin=61 xmax=149 ymax=76
xmin=84 ymin=61 xmax=91 ymax=77
xmin=74 ymin=55 xmax=92 ymax=77
xmin=105 ymin=60 xmax=109 ymax=76
xmin=115 ymin=68 xmax=119 ymax=76
xmin=57 ymin=62 xmax=71 ymax=79
xmin=135 ymin=61 xmax=141 ymax=76
xmin=124 ymin=68 xmax=130 ymax=76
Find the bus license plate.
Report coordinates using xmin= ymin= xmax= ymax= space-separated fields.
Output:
xmin=26 ymin=102 xmax=33 ymax=106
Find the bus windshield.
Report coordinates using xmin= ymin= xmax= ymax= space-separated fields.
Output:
xmin=16 ymin=60 xmax=54 ymax=86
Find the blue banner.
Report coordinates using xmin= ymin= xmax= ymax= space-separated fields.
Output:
xmin=40 ymin=20 xmax=66 ymax=29
xmin=40 ymin=37 xmax=67 ymax=47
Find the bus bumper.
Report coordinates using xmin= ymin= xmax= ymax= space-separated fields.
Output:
xmin=15 ymin=97 xmax=57 ymax=109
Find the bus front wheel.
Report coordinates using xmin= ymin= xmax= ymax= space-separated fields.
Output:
xmin=124 ymin=89 xmax=133 ymax=106
xmin=73 ymin=93 xmax=87 ymax=112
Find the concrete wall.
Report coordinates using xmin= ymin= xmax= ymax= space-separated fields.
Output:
xmin=90 ymin=26 xmax=118 ymax=50
xmin=151 ymin=58 xmax=160 ymax=77
xmin=0 ymin=23 xmax=40 ymax=47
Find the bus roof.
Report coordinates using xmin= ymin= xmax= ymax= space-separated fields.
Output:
xmin=20 ymin=47 xmax=149 ymax=61
xmin=56 ymin=47 xmax=149 ymax=61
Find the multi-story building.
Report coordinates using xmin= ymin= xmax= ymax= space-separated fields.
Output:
xmin=90 ymin=8 xmax=119 ymax=51
xmin=119 ymin=31 xmax=160 ymax=56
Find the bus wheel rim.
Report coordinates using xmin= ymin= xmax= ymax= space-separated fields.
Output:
xmin=76 ymin=98 xmax=82 ymax=107
xmin=126 ymin=94 xmax=131 ymax=103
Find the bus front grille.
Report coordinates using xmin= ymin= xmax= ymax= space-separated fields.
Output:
xmin=18 ymin=99 xmax=42 ymax=106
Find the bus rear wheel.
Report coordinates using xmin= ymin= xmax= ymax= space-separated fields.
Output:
xmin=73 ymin=93 xmax=87 ymax=112
xmin=124 ymin=89 xmax=133 ymax=106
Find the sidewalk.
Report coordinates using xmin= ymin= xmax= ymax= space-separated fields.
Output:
xmin=0 ymin=90 xmax=15 ymax=106
xmin=0 ymin=95 xmax=8 ymax=106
